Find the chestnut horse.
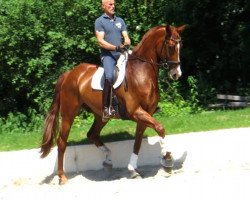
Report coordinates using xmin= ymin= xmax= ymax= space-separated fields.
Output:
xmin=40 ymin=24 xmax=186 ymax=184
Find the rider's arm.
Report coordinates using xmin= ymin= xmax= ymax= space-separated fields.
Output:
xmin=122 ymin=31 xmax=131 ymax=46
xmin=95 ymin=31 xmax=117 ymax=51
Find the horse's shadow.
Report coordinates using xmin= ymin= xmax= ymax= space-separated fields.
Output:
xmin=82 ymin=151 xmax=187 ymax=181
xmin=39 ymin=173 xmax=57 ymax=185
xmin=40 ymin=151 xmax=187 ymax=184
xmin=173 ymin=150 xmax=188 ymax=170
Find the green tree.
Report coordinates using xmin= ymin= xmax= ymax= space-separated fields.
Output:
xmin=0 ymin=0 xmax=101 ymax=116
xmin=0 ymin=0 xmax=249 ymax=118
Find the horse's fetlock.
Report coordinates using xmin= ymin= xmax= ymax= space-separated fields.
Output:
xmin=155 ymin=124 xmax=165 ymax=135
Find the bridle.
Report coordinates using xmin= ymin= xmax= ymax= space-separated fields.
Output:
xmin=128 ymin=33 xmax=182 ymax=71
xmin=159 ymin=35 xmax=182 ymax=70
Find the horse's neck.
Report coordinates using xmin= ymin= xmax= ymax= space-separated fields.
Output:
xmin=133 ymin=48 xmax=158 ymax=63
xmin=131 ymin=40 xmax=159 ymax=76
xmin=132 ymin=26 xmax=164 ymax=65
xmin=133 ymin=41 xmax=157 ymax=62
xmin=128 ymin=26 xmax=165 ymax=79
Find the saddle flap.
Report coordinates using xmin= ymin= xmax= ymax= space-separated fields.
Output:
xmin=91 ymin=67 xmax=105 ymax=90
xmin=91 ymin=52 xmax=128 ymax=90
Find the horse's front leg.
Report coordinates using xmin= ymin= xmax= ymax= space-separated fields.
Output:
xmin=131 ymin=107 xmax=174 ymax=172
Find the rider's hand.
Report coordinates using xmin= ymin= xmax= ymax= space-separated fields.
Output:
xmin=115 ymin=45 xmax=126 ymax=53
xmin=124 ymin=45 xmax=130 ymax=50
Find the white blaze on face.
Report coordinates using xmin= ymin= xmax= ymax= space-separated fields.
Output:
xmin=169 ymin=42 xmax=182 ymax=80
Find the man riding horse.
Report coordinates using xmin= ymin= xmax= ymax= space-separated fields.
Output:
xmin=95 ymin=0 xmax=131 ymax=122
xmin=40 ymin=0 xmax=186 ymax=184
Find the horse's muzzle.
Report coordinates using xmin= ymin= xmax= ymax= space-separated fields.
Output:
xmin=169 ymin=65 xmax=182 ymax=80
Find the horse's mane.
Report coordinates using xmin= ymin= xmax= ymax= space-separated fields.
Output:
xmin=133 ymin=25 xmax=165 ymax=54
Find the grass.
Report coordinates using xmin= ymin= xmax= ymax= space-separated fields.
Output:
xmin=0 ymin=108 xmax=250 ymax=151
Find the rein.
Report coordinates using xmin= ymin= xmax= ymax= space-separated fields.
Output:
xmin=128 ymin=36 xmax=182 ymax=71
xmin=128 ymin=53 xmax=171 ymax=71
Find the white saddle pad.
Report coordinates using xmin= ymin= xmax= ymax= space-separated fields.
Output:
xmin=91 ymin=52 xmax=129 ymax=90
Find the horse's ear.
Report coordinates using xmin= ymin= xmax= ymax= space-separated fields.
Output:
xmin=177 ymin=25 xmax=188 ymax=34
xmin=166 ymin=24 xmax=172 ymax=36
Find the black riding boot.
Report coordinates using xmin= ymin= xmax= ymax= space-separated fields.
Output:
xmin=102 ymin=79 xmax=112 ymax=122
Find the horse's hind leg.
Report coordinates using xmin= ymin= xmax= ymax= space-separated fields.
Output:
xmin=57 ymin=119 xmax=71 ymax=184
xmin=128 ymin=122 xmax=146 ymax=178
xmin=57 ymin=98 xmax=80 ymax=185
xmin=87 ymin=115 xmax=112 ymax=169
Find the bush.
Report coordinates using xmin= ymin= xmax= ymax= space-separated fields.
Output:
xmin=0 ymin=109 xmax=43 ymax=135
xmin=0 ymin=0 xmax=249 ymax=122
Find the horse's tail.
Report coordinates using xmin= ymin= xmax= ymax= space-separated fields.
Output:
xmin=40 ymin=73 xmax=67 ymax=158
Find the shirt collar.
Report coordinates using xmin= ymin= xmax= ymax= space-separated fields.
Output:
xmin=103 ymin=13 xmax=116 ymax=21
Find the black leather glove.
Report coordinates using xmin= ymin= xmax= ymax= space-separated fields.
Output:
xmin=124 ymin=45 xmax=130 ymax=50
xmin=115 ymin=45 xmax=126 ymax=53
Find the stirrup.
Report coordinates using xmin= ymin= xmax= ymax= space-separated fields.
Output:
xmin=102 ymin=107 xmax=110 ymax=122
xmin=109 ymin=106 xmax=116 ymax=117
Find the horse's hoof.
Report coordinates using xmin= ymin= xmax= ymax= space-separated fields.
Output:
xmin=160 ymin=157 xmax=174 ymax=168
xmin=103 ymin=161 xmax=113 ymax=172
xmin=59 ymin=176 xmax=68 ymax=185
xmin=163 ymin=166 xmax=172 ymax=173
xmin=163 ymin=166 xmax=173 ymax=177
xmin=129 ymin=169 xmax=143 ymax=179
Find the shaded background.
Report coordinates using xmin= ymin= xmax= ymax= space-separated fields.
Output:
xmin=0 ymin=0 xmax=249 ymax=118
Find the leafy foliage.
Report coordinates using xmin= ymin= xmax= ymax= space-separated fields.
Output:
xmin=0 ymin=0 xmax=249 ymax=122
xmin=0 ymin=0 xmax=101 ymax=116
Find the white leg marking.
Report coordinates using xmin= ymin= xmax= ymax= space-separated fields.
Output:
xmin=159 ymin=137 xmax=170 ymax=156
xmin=128 ymin=153 xmax=138 ymax=171
xmin=99 ymin=145 xmax=112 ymax=165
xmin=159 ymin=137 xmax=174 ymax=167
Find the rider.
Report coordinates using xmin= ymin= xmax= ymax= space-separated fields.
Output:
xmin=95 ymin=0 xmax=131 ymax=121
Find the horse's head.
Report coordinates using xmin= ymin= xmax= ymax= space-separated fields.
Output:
xmin=158 ymin=24 xmax=186 ymax=80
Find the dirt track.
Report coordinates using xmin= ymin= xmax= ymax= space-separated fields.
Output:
xmin=1 ymin=128 xmax=250 ymax=200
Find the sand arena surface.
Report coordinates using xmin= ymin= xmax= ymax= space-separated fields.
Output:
xmin=0 ymin=128 xmax=250 ymax=200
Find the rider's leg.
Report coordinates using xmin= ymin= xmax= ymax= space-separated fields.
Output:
xmin=102 ymin=55 xmax=116 ymax=121
xmin=102 ymin=79 xmax=112 ymax=121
